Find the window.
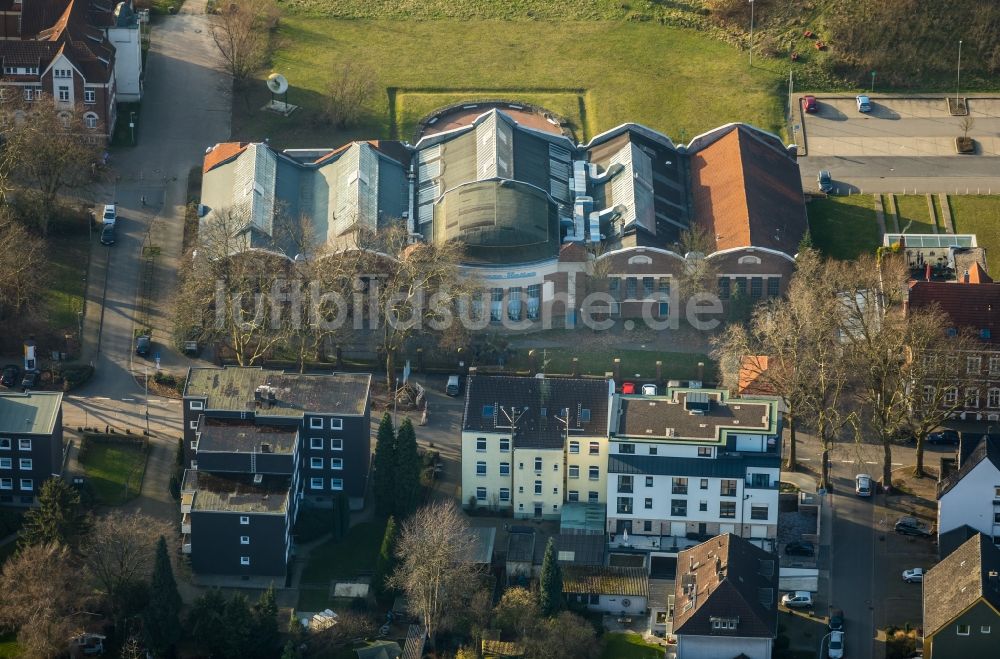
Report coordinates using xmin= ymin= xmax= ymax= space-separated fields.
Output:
xmin=553 ymin=463 xmax=559 ymax=472
xmin=569 ymin=465 xmax=579 ymax=478
xmin=923 ymin=386 xmax=934 ymax=403
xmin=750 ymin=473 xmax=770 ymax=488
xmin=310 ymin=418 xmax=323 ymax=429
xmin=966 ymin=388 xmax=980 ymax=408
xmin=310 ymin=478 xmax=324 ymax=490
xmin=54 ymin=68 xmax=71 ymax=78
xmin=645 ymin=476 xmax=653 ymax=487
xmin=609 ymin=277 xmax=621 ymax=301
xmin=721 ymin=479 xmax=738 ymax=497
xmin=672 ymin=477 xmax=688 ymax=494
xmin=719 ymin=278 xmax=731 ymax=299
xmin=982 ymin=626 xmax=991 ymax=634
xmin=957 ymin=624 xmax=970 ymax=636
xmin=701 ymin=478 xmax=709 ymax=489
xmin=84 ymin=89 xmax=95 ymax=104
xmin=330 ymin=439 xmax=343 ymax=451
xmin=699 ymin=500 xmax=708 ymax=512
xmin=0 ymin=478 xmax=10 ymax=490
xmin=483 ymin=404 xmax=495 ymax=418
xmin=617 ymin=497 xmax=633 ymax=514
xmin=649 ymin=446 xmax=657 ymax=455
xmin=500 ymin=462 xmax=510 ymax=476
xmin=83 ymin=113 xmax=97 ymax=129
xmin=719 ymin=501 xmax=736 ymax=518
xmin=500 ymin=439 xmax=510 ymax=452
xmin=527 ymin=284 xmax=541 ymax=320
xmin=0 ymin=439 xmax=9 ymax=450
xmin=240 ymin=556 xmax=250 ymax=566
xmin=579 ymin=408 xmax=592 ymax=423
xmin=476 ymin=487 xmax=487 ymax=501
xmin=589 ymin=442 xmax=599 ymax=455
xmin=57 ymin=86 xmax=69 ymax=101
xmin=643 ymin=276 xmax=654 ymax=298
xmin=642 ymin=520 xmax=652 ymax=533
xmin=588 ymin=466 xmax=599 ymax=480
xmin=569 ymin=441 xmax=580 ymax=454
xmin=240 ymin=536 xmax=250 ymax=545
xmin=534 ymin=457 xmax=542 ymax=472
xmin=476 ymin=438 xmax=487 ymax=452
xmin=644 ymin=497 xmax=653 ymax=510
xmin=310 ymin=437 xmax=323 ymax=450
xmin=567 ymin=490 xmax=579 ymax=502
xmin=507 ymin=287 xmax=522 ymax=321
xmin=476 ymin=461 xmax=487 ymax=476
xmin=991 ymin=356 xmax=1000 ymax=375
xmin=626 ymin=277 xmax=637 ymax=299
xmin=989 ymin=388 xmax=1000 ymax=409
xmin=671 ymin=499 xmax=687 ymax=516
xmin=697 ymin=447 xmax=712 ymax=457
xmin=750 ymin=505 xmax=768 ymax=520
xmin=18 ymin=439 xmax=31 ymax=451
xmin=618 ymin=475 xmax=633 ymax=493
xmin=190 ymin=401 xmax=204 ymax=410
xmin=620 ymin=443 xmax=635 ymax=454
xmin=240 ymin=516 xmax=250 ymax=525
xmin=500 ymin=488 xmax=510 ymax=502
xmin=750 ymin=277 xmax=763 ymax=299
xmin=19 ymin=479 xmax=32 ymax=491
xmin=0 ymin=458 xmax=9 ymax=469
xmin=534 ymin=481 xmax=542 ymax=495
xmin=588 ymin=491 xmax=599 ymax=503
xmin=490 ymin=288 xmax=503 ymax=321
xmin=945 ymin=387 xmax=958 ymax=405
xmin=189 ymin=421 xmax=198 ymax=430
xmin=330 ymin=418 xmax=343 ymax=430
xmin=767 ymin=278 xmax=780 ymax=296
xmin=310 ymin=457 xmax=323 ymax=469
xmin=330 ymin=458 xmax=343 ymax=470
xmin=553 ymin=487 xmax=559 ymax=495
xmin=736 ymin=278 xmax=748 ymax=296
xmin=968 ymin=356 xmax=982 ymax=374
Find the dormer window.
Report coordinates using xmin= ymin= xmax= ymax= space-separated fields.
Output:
xmin=482 ymin=405 xmax=494 ymax=418
xmin=580 ymin=409 xmax=591 ymax=423
xmin=982 ymin=329 xmax=992 ymax=340
xmin=947 ymin=327 xmax=958 ymax=337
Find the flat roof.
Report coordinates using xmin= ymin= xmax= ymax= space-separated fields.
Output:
xmin=560 ymin=502 xmax=606 ymax=534
xmin=183 ymin=470 xmax=289 ymax=514
xmin=884 ymin=233 xmax=977 ymax=248
xmin=613 ymin=389 xmax=775 ymax=442
xmin=185 ymin=367 xmax=370 ymax=417
xmin=196 ymin=419 xmax=299 ymax=454
xmin=0 ymin=391 xmax=63 ymax=435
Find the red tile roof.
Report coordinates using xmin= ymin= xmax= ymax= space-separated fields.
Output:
xmin=689 ymin=125 xmax=807 ymax=257
xmin=908 ymin=279 xmax=1000 ymax=344
xmin=969 ymin=262 xmax=993 ymax=284
xmin=738 ymin=356 xmax=779 ymax=396
xmin=203 ymin=142 xmax=249 ymax=173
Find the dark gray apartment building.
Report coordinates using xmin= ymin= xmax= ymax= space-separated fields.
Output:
xmin=0 ymin=392 xmax=64 ymax=506
xmin=180 ymin=367 xmax=371 ymax=581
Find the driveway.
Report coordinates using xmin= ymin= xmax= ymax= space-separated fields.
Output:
xmin=796 ymin=95 xmax=1000 ymax=194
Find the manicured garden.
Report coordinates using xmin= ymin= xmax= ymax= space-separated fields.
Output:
xmin=297 ymin=520 xmax=386 ymax=610
xmin=600 ymin=632 xmax=665 ymax=659
xmin=78 ymin=435 xmax=149 ymax=505
xmin=949 ymin=195 xmax=1000 ymax=274
xmin=891 ymin=194 xmax=937 ymax=234
xmin=806 ymin=195 xmax=881 ymax=260
xmin=44 ymin=217 xmax=91 ymax=334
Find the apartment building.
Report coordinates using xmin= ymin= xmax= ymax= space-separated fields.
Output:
xmin=605 ymin=388 xmax=780 ymax=552
xmin=180 ymin=367 xmax=371 ymax=580
xmin=461 ymin=375 xmax=613 ymax=519
xmin=0 ymin=391 xmax=64 ymax=505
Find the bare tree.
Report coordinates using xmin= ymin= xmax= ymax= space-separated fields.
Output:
xmin=210 ymin=0 xmax=280 ymax=86
xmin=959 ymin=115 xmax=976 ymax=139
xmin=321 ymin=62 xmax=377 ymax=129
xmin=494 ymin=586 xmax=538 ymax=642
xmin=388 ymin=501 xmax=478 ymax=648
xmin=0 ymin=208 xmax=46 ymax=320
xmin=525 ymin=611 xmax=598 ymax=659
xmin=674 ymin=225 xmax=720 ymax=305
xmin=0 ymin=543 xmax=92 ymax=659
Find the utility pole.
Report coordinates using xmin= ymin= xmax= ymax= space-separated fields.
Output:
xmin=748 ymin=0 xmax=755 ymax=67
xmin=956 ymin=40 xmax=963 ymax=105
xmin=871 ymin=71 xmax=876 ymax=94
xmin=144 ymin=366 xmax=150 ymax=437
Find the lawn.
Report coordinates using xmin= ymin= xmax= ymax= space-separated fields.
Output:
xmin=0 ymin=632 xmax=18 ymax=659
xmin=806 ymin=194 xmax=881 ymax=260
xmin=893 ymin=195 xmax=937 ymax=234
xmin=233 ymin=17 xmax=786 ymax=149
xmin=299 ymin=520 xmax=386 ymax=585
xmin=508 ymin=348 xmax=714 ymax=382
xmin=948 ymin=195 xmax=1000 ymax=274
xmin=44 ymin=231 xmax=90 ymax=333
xmin=600 ymin=632 xmax=665 ymax=659
xmin=79 ymin=440 xmax=148 ymax=505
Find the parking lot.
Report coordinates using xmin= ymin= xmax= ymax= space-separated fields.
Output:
xmin=796 ymin=95 xmax=1000 ymax=193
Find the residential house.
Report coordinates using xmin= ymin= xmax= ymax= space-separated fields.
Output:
xmin=561 ymin=565 xmax=649 ymax=615
xmin=0 ymin=391 xmax=64 ymax=505
xmin=906 ymin=261 xmax=1000 ymax=420
xmin=180 ymin=366 xmax=371 ymax=581
xmin=923 ymin=532 xmax=1000 ymax=658
xmin=460 ymin=374 xmax=613 ymax=519
xmin=0 ymin=0 xmax=124 ymax=140
xmin=937 ymin=435 xmax=1000 ymax=548
xmin=672 ymin=533 xmax=779 ymax=659
xmin=605 ymin=388 xmax=781 ymax=553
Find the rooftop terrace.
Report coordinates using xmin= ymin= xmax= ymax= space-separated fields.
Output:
xmin=182 ymin=469 xmax=289 ymax=514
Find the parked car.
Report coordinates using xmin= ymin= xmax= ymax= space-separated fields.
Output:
xmin=641 ymin=384 xmax=658 ymax=396
xmin=781 ymin=591 xmax=813 ymax=609
xmin=902 ymin=568 xmax=925 ymax=583
xmin=818 ymin=170 xmax=834 ymax=193
xmin=445 ymin=374 xmax=461 ymax=396
xmin=802 ymin=95 xmax=818 ymax=113
xmin=101 ymin=204 xmax=117 ymax=225
xmin=785 ymin=540 xmax=815 ymax=557
xmin=828 ymin=630 xmax=845 ymax=659
xmin=100 ymin=224 xmax=116 ymax=246
xmin=894 ymin=516 xmax=933 ymax=537
xmin=621 ymin=382 xmax=636 ymax=395
xmin=855 ymin=473 xmax=873 ymax=497
xmin=928 ymin=429 xmax=960 ymax=445
xmin=1 ymin=364 xmax=20 ymax=388
xmin=135 ymin=335 xmax=151 ymax=357
xmin=856 ymin=95 xmax=872 ymax=112
xmin=829 ymin=607 xmax=844 ymax=631
xmin=20 ymin=370 xmax=39 ymax=390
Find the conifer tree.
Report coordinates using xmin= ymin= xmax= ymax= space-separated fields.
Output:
xmin=538 ymin=537 xmax=563 ymax=616
xmin=373 ymin=413 xmax=396 ymax=516
xmin=393 ymin=418 xmax=421 ymax=518
xmin=143 ymin=536 xmax=182 ymax=656
xmin=373 ymin=516 xmax=398 ymax=598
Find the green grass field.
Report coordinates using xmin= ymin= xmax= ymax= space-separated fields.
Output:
xmin=949 ymin=195 xmax=1000 ymax=274
xmin=600 ymin=632 xmax=665 ymax=659
xmin=893 ymin=195 xmax=937 ymax=234
xmin=807 ymin=195 xmax=881 ymax=260
xmin=0 ymin=632 xmax=18 ymax=659
xmin=79 ymin=441 xmax=148 ymax=505
xmin=300 ymin=520 xmax=385 ymax=585
xmin=233 ymin=17 xmax=785 ymax=149
xmin=44 ymin=233 xmax=89 ymax=333
xmin=508 ymin=348 xmax=714 ymax=382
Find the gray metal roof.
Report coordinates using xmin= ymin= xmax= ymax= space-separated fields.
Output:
xmin=0 ymin=391 xmax=62 ymax=435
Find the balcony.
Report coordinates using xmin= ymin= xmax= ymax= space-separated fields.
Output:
xmin=181 ymin=534 xmax=191 ymax=554
xmin=181 ymin=513 xmax=191 ymax=535
xmin=181 ymin=491 xmax=194 ymax=515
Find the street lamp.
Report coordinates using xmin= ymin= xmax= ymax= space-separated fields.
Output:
xmin=739 ymin=492 xmax=752 ymax=537
xmin=871 ymin=70 xmax=877 ymax=94
xmin=956 ymin=40 xmax=963 ymax=105
xmin=748 ymin=0 xmax=755 ymax=67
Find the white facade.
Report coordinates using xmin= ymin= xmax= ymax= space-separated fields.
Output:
xmin=566 ymin=592 xmax=647 ymax=615
xmin=938 ymin=459 xmax=1000 ymax=541
xmin=676 ymin=635 xmax=773 ymax=659
xmin=106 ymin=5 xmax=143 ymax=102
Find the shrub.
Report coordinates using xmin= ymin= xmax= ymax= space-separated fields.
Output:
xmin=57 ymin=363 xmax=94 ymax=391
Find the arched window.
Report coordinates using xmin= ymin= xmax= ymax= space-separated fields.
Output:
xmin=738 ymin=255 xmax=762 ymax=265
xmin=58 ymin=111 xmax=72 ymax=128
xmin=84 ymin=112 xmax=98 ymax=129
xmin=628 ymin=255 xmax=652 ymax=265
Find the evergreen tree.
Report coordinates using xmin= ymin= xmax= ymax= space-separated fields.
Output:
xmin=251 ymin=586 xmax=279 ymax=658
xmin=393 ymin=418 xmax=421 ymax=518
xmin=19 ymin=477 xmax=88 ymax=549
xmin=188 ymin=589 xmax=227 ymax=657
xmin=143 ymin=537 xmax=182 ymax=657
xmin=222 ymin=593 xmax=253 ymax=658
xmin=280 ymin=640 xmax=301 ymax=659
xmin=372 ymin=413 xmax=397 ymax=516
xmin=538 ymin=537 xmax=563 ymax=616
xmin=373 ymin=516 xmax=398 ymax=599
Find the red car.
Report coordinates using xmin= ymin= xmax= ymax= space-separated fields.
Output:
xmin=621 ymin=382 xmax=636 ymax=395
xmin=802 ymin=95 xmax=818 ymax=113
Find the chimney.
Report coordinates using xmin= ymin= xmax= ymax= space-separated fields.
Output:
xmin=925 ymin=262 xmax=931 ymax=282
xmin=964 ymin=270 xmax=970 ymax=283
xmin=697 ymin=361 xmax=705 ymax=382
xmin=613 ymin=358 xmax=621 ymax=382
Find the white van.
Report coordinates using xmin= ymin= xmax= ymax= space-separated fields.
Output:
xmin=446 ymin=375 xmax=461 ymax=396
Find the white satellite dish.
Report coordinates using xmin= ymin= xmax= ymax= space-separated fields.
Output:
xmin=267 ymin=73 xmax=288 ymax=95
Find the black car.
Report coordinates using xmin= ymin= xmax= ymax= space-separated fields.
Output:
xmin=928 ymin=429 xmax=960 ymax=445
xmin=829 ymin=607 xmax=845 ymax=631
xmin=1 ymin=364 xmax=20 ymax=388
xmin=894 ymin=517 xmax=933 ymax=537
xmin=135 ymin=335 xmax=151 ymax=357
xmin=100 ymin=224 xmax=116 ymax=246
xmin=20 ymin=370 xmax=39 ymax=390
xmin=785 ymin=540 xmax=816 ymax=556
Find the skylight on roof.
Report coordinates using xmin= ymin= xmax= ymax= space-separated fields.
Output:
xmin=580 ymin=409 xmax=591 ymax=423
xmin=482 ymin=405 xmax=495 ymax=418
